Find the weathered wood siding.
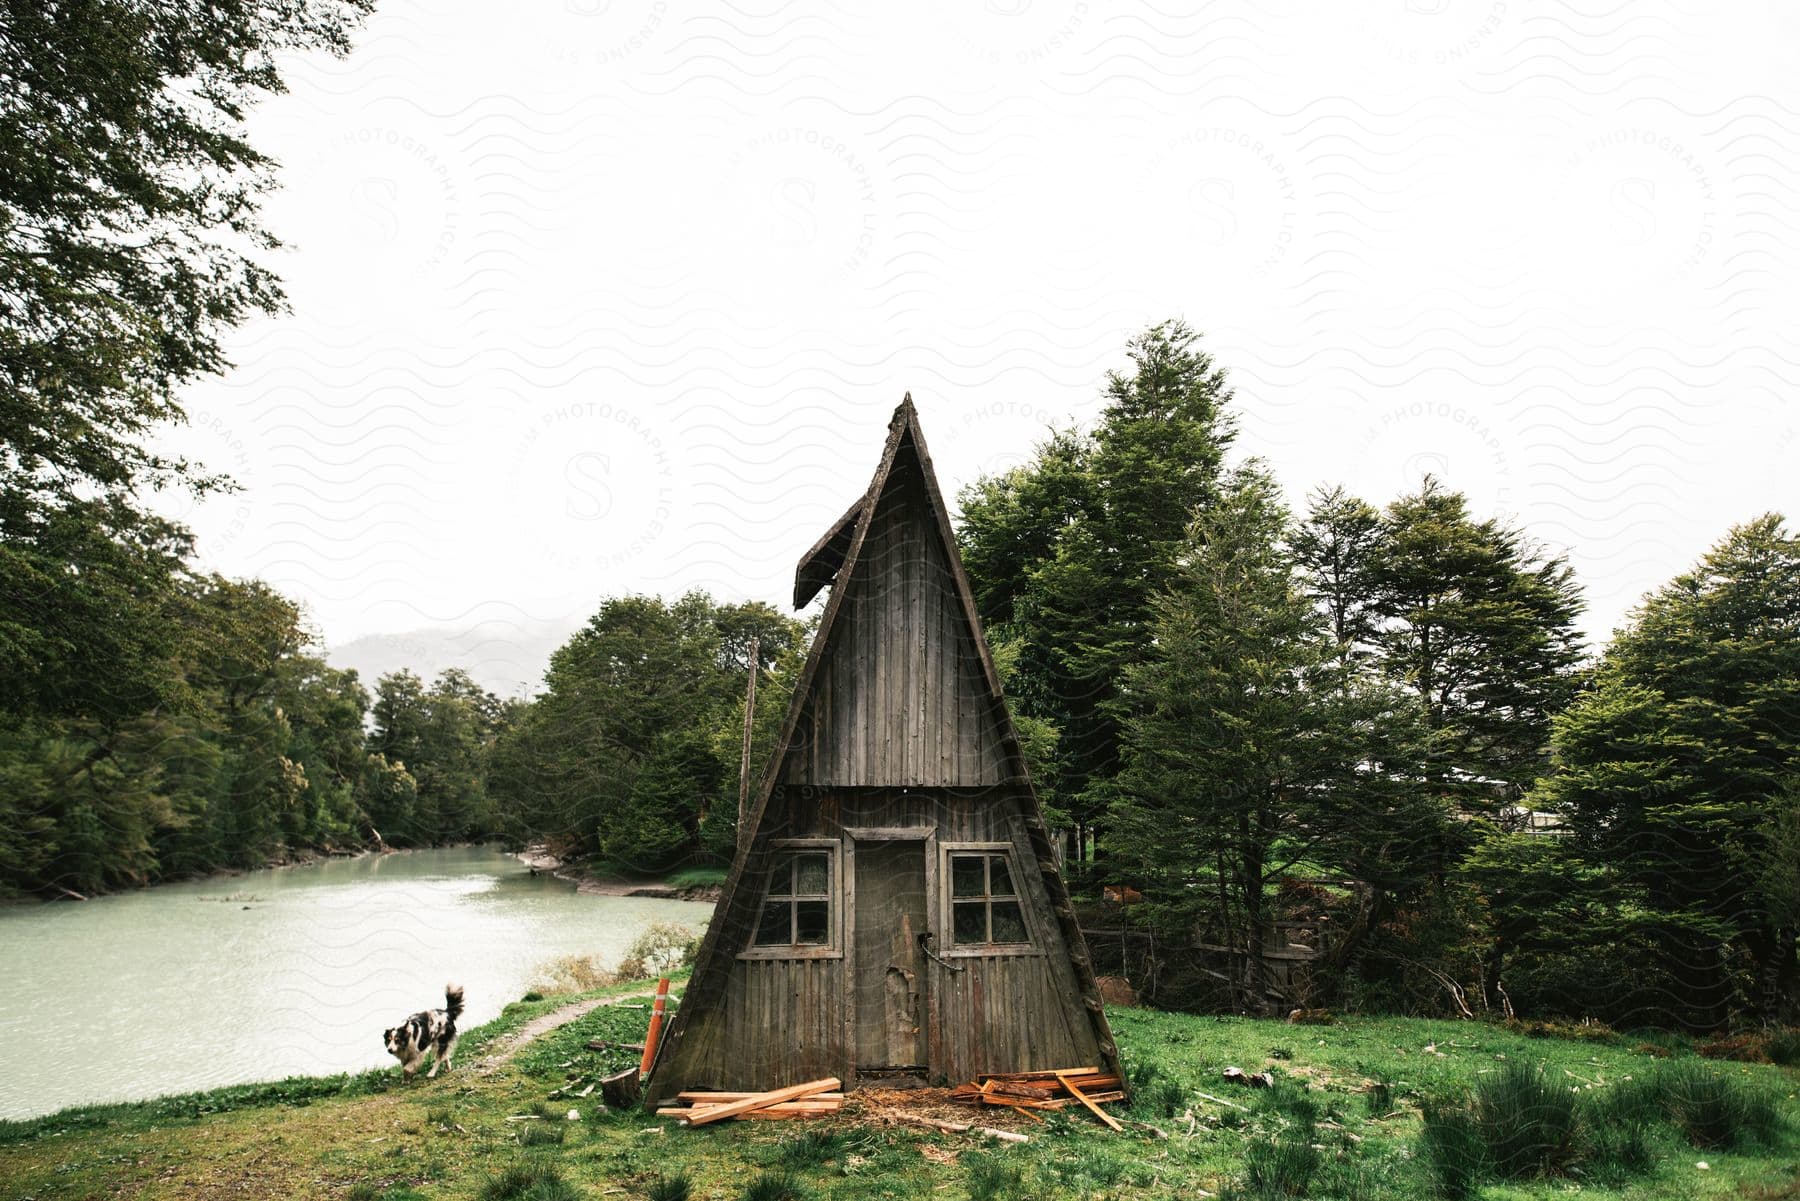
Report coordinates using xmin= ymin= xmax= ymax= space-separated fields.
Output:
xmin=784 ymin=460 xmax=1011 ymax=788
xmin=650 ymin=787 xmax=1101 ymax=1096
xmin=644 ymin=403 xmax=1118 ymax=1107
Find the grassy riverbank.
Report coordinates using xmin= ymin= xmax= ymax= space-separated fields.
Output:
xmin=3 ymin=992 xmax=1795 ymax=1200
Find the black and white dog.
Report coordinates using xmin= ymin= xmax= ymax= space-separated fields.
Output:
xmin=383 ymin=984 xmax=464 ymax=1079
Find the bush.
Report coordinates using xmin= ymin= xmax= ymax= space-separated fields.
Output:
xmin=1419 ymin=1105 xmax=1487 ymax=1200
xmin=1580 ymin=1117 xmax=1654 ymax=1186
xmin=617 ymin=922 xmax=700 ymax=981
xmin=479 ymin=1162 xmax=582 ymax=1201
xmin=647 ymin=1174 xmax=692 ymax=1201
xmin=739 ymin=1169 xmax=805 ymax=1201
xmin=1655 ymin=1060 xmax=1781 ymax=1149
xmin=1469 ymin=1062 xmax=1581 ymax=1179
xmin=774 ymin=1128 xmax=843 ymax=1169
xmin=1236 ymin=1136 xmax=1319 ymax=1198
xmin=1770 ymin=1027 xmax=1800 ymax=1067
xmin=529 ymin=955 xmax=618 ymax=997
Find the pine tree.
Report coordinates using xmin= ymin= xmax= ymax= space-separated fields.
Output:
xmin=1370 ymin=478 xmax=1585 ymax=809
xmin=1110 ymin=469 xmax=1389 ymax=1008
xmin=959 ymin=320 xmax=1237 ymax=858
xmin=1539 ymin=514 xmax=1800 ymax=1023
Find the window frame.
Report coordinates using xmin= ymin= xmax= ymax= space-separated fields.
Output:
xmin=739 ymin=838 xmax=843 ymax=960
xmin=938 ymin=841 xmax=1041 ymax=957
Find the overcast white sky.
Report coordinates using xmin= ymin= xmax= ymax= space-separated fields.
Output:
xmin=155 ymin=0 xmax=1800 ymax=694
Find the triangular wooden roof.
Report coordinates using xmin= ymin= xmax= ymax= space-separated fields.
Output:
xmin=646 ymin=394 xmax=1120 ymax=1091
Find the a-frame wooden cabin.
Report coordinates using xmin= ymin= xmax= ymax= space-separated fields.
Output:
xmin=645 ymin=396 xmax=1120 ymax=1104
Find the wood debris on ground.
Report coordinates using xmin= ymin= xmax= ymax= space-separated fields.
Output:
xmin=655 ymin=1077 xmax=843 ymax=1124
xmin=948 ymin=1066 xmax=1125 ymax=1130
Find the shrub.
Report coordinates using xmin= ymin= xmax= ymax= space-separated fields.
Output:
xmin=617 ymin=922 xmax=700 ymax=981
xmin=1580 ymin=1117 xmax=1654 ymax=1186
xmin=348 ymin=1185 xmax=379 ymax=1201
xmin=647 ymin=1174 xmax=692 ymax=1201
xmin=479 ymin=1162 xmax=581 ymax=1201
xmin=1655 ymin=1060 xmax=1781 ymax=1150
xmin=774 ymin=1129 xmax=844 ymax=1169
xmin=1469 ymin=1063 xmax=1581 ymax=1179
xmin=1238 ymin=1136 xmax=1320 ymax=1198
xmin=1770 ymin=1027 xmax=1800 ymax=1067
xmin=529 ymin=955 xmax=618 ymax=997
xmin=1419 ymin=1105 xmax=1487 ymax=1200
xmin=739 ymin=1169 xmax=805 ymax=1201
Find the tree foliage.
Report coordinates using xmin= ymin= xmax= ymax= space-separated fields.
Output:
xmin=958 ymin=319 xmax=1237 ymax=853
xmin=487 ymin=593 xmax=808 ymax=874
xmin=1538 ymin=514 xmax=1800 ymax=1023
xmin=1110 ymin=469 xmax=1442 ymax=1006
xmin=1 ymin=0 xmax=370 ymax=515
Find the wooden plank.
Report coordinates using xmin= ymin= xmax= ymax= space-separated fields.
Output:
xmin=661 ymin=1100 xmax=842 ymax=1117
xmin=1057 ymin=1072 xmax=1123 ymax=1132
xmin=677 ymin=1092 xmax=845 ymax=1103
xmin=985 ymin=1066 xmax=1104 ymax=1081
xmin=681 ymin=1077 xmax=842 ymax=1126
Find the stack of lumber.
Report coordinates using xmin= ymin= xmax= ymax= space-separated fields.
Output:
xmin=655 ymin=1077 xmax=843 ymax=1124
xmin=948 ymin=1067 xmax=1125 ymax=1130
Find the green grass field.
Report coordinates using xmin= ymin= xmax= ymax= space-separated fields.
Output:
xmin=2 ymin=988 xmax=1794 ymax=1200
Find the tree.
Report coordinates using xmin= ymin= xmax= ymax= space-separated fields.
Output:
xmin=488 ymin=593 xmax=807 ymax=871
xmin=959 ymin=319 xmax=1238 ymax=857
xmin=1109 ymin=469 xmax=1386 ymax=1009
xmin=1539 ymin=514 xmax=1800 ymax=1024
xmin=0 ymin=0 xmax=373 ymax=894
xmin=1369 ymin=478 xmax=1586 ymax=808
xmin=1 ymin=0 xmax=371 ymax=517
xmin=1290 ymin=486 xmax=1384 ymax=673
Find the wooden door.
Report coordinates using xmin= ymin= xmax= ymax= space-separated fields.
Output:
xmin=852 ymin=840 xmax=929 ymax=1072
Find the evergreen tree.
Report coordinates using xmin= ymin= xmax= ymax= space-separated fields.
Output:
xmin=1370 ymin=478 xmax=1586 ymax=809
xmin=959 ymin=319 xmax=1238 ymax=857
xmin=1110 ymin=469 xmax=1385 ymax=1008
xmin=1291 ymin=486 xmax=1384 ymax=673
xmin=1539 ymin=514 xmax=1800 ymax=1023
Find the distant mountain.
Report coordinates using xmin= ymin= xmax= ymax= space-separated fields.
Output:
xmin=324 ymin=618 xmax=580 ymax=700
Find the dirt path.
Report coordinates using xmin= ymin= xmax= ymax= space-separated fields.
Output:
xmin=471 ymin=989 xmax=657 ymax=1074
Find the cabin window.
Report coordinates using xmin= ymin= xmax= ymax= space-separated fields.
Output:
xmin=752 ymin=848 xmax=834 ymax=948
xmin=946 ymin=849 xmax=1031 ymax=948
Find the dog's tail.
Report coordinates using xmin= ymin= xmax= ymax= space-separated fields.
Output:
xmin=445 ymin=983 xmax=465 ymax=1022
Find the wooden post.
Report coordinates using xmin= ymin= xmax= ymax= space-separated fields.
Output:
xmin=639 ymin=976 xmax=672 ymax=1076
xmin=737 ymin=635 xmax=759 ymax=854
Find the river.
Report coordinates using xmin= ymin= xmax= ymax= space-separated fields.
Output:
xmin=0 ymin=846 xmax=713 ymax=1121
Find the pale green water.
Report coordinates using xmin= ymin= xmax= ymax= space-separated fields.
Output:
xmin=0 ymin=846 xmax=712 ymax=1120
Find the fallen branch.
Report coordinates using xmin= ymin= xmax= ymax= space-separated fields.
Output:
xmin=1193 ymin=1091 xmax=1252 ymax=1112
xmin=899 ymin=1115 xmax=1029 ymax=1144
